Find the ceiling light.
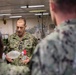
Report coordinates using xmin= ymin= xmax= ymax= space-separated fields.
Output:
xmin=29 ymin=10 xmax=46 ymax=13
xmin=9 ymin=16 xmax=22 ymax=18
xmin=43 ymin=13 xmax=49 ymax=15
xmin=21 ymin=5 xmax=45 ymax=8
xmin=21 ymin=6 xmax=27 ymax=8
xmin=0 ymin=14 xmax=11 ymax=16
xmin=35 ymin=13 xmax=49 ymax=16
xmin=29 ymin=5 xmax=44 ymax=8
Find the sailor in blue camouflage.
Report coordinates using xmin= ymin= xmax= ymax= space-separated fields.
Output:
xmin=31 ymin=19 xmax=76 ymax=75
xmin=30 ymin=0 xmax=76 ymax=74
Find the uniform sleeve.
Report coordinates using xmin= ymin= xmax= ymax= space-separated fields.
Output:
xmin=32 ymin=37 xmax=38 ymax=52
xmin=30 ymin=45 xmax=43 ymax=75
xmin=30 ymin=40 xmax=57 ymax=75
xmin=3 ymin=36 xmax=11 ymax=54
xmin=28 ymin=36 xmax=38 ymax=57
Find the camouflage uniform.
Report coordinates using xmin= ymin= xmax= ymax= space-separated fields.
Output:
xmin=31 ymin=19 xmax=76 ymax=75
xmin=0 ymin=59 xmax=30 ymax=75
xmin=5 ymin=32 xmax=37 ymax=66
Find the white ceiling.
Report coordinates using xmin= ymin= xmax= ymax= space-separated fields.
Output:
xmin=0 ymin=0 xmax=50 ymax=19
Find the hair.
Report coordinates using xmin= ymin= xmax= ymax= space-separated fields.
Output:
xmin=51 ymin=0 xmax=76 ymax=13
xmin=0 ymin=32 xmax=3 ymax=58
xmin=17 ymin=17 xmax=26 ymax=26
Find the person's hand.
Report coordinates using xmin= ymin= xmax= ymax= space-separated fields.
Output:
xmin=6 ymin=55 xmax=13 ymax=62
xmin=21 ymin=56 xmax=30 ymax=64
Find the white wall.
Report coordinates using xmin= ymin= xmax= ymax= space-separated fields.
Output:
xmin=0 ymin=19 xmax=13 ymax=35
xmin=0 ymin=16 xmax=52 ymax=35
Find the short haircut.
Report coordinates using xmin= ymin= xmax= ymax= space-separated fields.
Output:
xmin=17 ymin=17 xmax=26 ymax=26
xmin=50 ymin=0 xmax=76 ymax=13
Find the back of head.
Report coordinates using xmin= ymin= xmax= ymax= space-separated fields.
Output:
xmin=0 ymin=32 xmax=3 ymax=58
xmin=50 ymin=0 xmax=76 ymax=13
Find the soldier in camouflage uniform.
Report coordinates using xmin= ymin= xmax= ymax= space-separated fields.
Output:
xmin=30 ymin=0 xmax=76 ymax=75
xmin=6 ymin=32 xmax=37 ymax=66
xmin=5 ymin=18 xmax=37 ymax=74
xmin=0 ymin=32 xmax=30 ymax=75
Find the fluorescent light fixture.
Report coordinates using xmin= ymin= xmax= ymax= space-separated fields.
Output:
xmin=35 ymin=13 xmax=49 ymax=16
xmin=21 ymin=5 xmax=44 ymax=8
xmin=29 ymin=5 xmax=44 ymax=8
xmin=21 ymin=6 xmax=27 ymax=8
xmin=9 ymin=16 xmax=22 ymax=18
xmin=43 ymin=13 xmax=49 ymax=15
xmin=29 ymin=10 xmax=46 ymax=13
xmin=0 ymin=14 xmax=11 ymax=16
xmin=35 ymin=13 xmax=42 ymax=16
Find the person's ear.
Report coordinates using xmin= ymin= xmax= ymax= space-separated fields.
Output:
xmin=50 ymin=2 xmax=57 ymax=12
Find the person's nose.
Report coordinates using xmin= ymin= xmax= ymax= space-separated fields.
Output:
xmin=18 ymin=27 xmax=21 ymax=31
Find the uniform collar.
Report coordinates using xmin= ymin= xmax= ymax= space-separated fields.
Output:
xmin=13 ymin=32 xmax=30 ymax=41
xmin=65 ymin=19 xmax=76 ymax=24
xmin=61 ymin=19 xmax=76 ymax=25
xmin=55 ymin=19 xmax=76 ymax=30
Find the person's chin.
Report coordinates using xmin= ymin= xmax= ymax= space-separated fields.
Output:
xmin=18 ymin=34 xmax=22 ymax=37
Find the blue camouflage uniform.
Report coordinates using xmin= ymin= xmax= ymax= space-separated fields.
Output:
xmin=31 ymin=19 xmax=76 ymax=75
